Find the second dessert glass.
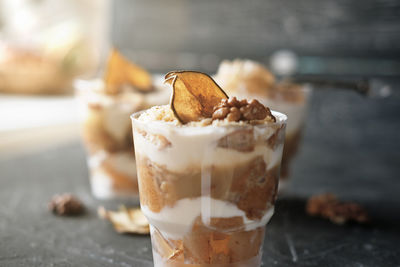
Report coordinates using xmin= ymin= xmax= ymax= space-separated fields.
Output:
xmin=255 ymin=83 xmax=311 ymax=187
xmin=131 ymin=106 xmax=287 ymax=266
xmin=76 ymin=76 xmax=170 ymax=200
xmin=215 ymin=59 xmax=312 ymax=188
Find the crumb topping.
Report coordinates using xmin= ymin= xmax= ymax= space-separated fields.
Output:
xmin=138 ymin=105 xmax=180 ymax=125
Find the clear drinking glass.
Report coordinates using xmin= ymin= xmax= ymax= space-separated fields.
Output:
xmin=255 ymin=85 xmax=312 ymax=189
xmin=75 ymin=77 xmax=170 ymax=200
xmin=131 ymin=109 xmax=287 ymax=266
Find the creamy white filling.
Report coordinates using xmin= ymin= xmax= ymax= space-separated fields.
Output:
xmin=89 ymin=167 xmax=139 ymax=200
xmin=90 ymin=170 xmax=114 ymax=199
xmin=102 ymin=104 xmax=135 ymax=142
xmin=90 ymin=171 xmax=139 ymax=200
xmin=134 ymin=130 xmax=283 ymax=172
xmin=142 ymin=197 xmax=274 ymax=239
xmin=108 ymin=152 xmax=137 ymax=177
xmin=88 ymin=150 xmax=108 ymax=169
xmin=76 ymin=78 xmax=170 ymax=143
xmin=89 ymin=151 xmax=137 ymax=177
xmin=82 ymin=97 xmax=140 ymax=143
xmin=133 ymin=111 xmax=286 ymax=172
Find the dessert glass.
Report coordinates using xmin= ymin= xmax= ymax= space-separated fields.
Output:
xmin=246 ymin=85 xmax=311 ymax=188
xmin=0 ymin=0 xmax=110 ymax=94
xmin=215 ymin=60 xmax=311 ymax=188
xmin=75 ymin=77 xmax=170 ymax=200
xmin=131 ymin=107 xmax=287 ymax=266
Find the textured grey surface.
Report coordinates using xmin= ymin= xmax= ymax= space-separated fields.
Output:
xmin=1 ymin=79 xmax=400 ymax=266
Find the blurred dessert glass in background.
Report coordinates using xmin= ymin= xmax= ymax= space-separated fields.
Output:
xmin=76 ymin=50 xmax=170 ymax=200
xmin=215 ymin=59 xmax=311 ymax=188
xmin=0 ymin=0 xmax=110 ymax=95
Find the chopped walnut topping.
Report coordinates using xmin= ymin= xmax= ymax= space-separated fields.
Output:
xmin=49 ymin=194 xmax=85 ymax=216
xmin=212 ymin=97 xmax=276 ymax=122
xmin=306 ymin=193 xmax=369 ymax=225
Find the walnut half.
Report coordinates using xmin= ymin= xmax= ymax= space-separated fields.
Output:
xmin=306 ymin=193 xmax=369 ymax=225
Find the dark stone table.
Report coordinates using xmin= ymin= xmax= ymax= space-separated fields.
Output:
xmin=1 ymin=78 xmax=399 ymax=266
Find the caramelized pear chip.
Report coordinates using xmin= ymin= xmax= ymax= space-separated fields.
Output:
xmin=98 ymin=206 xmax=150 ymax=235
xmin=104 ymin=49 xmax=153 ymax=94
xmin=165 ymin=71 xmax=228 ymax=124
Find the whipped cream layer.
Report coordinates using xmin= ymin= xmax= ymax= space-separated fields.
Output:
xmin=88 ymin=151 xmax=138 ymax=199
xmin=90 ymin=170 xmax=139 ymax=200
xmin=75 ymin=78 xmax=170 ymax=143
xmin=133 ymin=108 xmax=286 ymax=172
xmin=89 ymin=150 xmax=137 ymax=177
xmin=90 ymin=169 xmax=116 ymax=199
xmin=142 ymin=197 xmax=274 ymax=239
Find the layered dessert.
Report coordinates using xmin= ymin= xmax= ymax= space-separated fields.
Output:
xmin=131 ymin=71 xmax=287 ymax=266
xmin=0 ymin=0 xmax=108 ymax=95
xmin=76 ymin=50 xmax=170 ymax=200
xmin=215 ymin=59 xmax=311 ymax=182
xmin=0 ymin=44 xmax=74 ymax=94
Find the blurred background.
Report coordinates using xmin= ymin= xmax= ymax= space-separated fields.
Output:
xmin=113 ymin=0 xmax=400 ymax=76
xmin=1 ymin=0 xmax=400 ymax=84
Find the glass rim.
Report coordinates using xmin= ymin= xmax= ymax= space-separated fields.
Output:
xmin=131 ymin=108 xmax=287 ymax=135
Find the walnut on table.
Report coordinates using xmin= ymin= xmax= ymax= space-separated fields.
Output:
xmin=49 ymin=194 xmax=85 ymax=216
xmin=306 ymin=193 xmax=369 ymax=225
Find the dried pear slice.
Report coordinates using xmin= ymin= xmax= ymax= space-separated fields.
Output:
xmin=165 ymin=71 xmax=228 ymax=124
xmin=104 ymin=49 xmax=153 ymax=94
xmin=98 ymin=206 xmax=150 ymax=234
